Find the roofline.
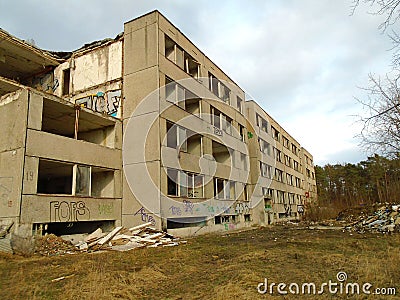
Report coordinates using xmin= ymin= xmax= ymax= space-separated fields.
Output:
xmin=125 ymin=10 xmax=245 ymax=95
xmin=0 ymin=28 xmax=61 ymax=65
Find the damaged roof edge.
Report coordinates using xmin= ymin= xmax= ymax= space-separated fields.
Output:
xmin=0 ymin=28 xmax=62 ymax=64
xmin=49 ymin=32 xmax=124 ymax=60
xmin=0 ymin=28 xmax=123 ymax=61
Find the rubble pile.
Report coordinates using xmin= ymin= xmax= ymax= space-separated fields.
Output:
xmin=35 ymin=234 xmax=77 ymax=256
xmin=74 ymin=222 xmax=186 ymax=252
xmin=343 ymin=204 xmax=400 ymax=234
xmin=34 ymin=222 xmax=186 ymax=256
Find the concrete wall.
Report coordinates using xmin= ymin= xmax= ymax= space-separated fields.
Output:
xmin=0 ymin=89 xmax=28 ymax=229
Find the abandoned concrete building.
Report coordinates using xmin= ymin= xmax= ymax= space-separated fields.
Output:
xmin=0 ymin=10 xmax=317 ymax=238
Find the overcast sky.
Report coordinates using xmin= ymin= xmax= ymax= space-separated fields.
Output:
xmin=0 ymin=0 xmax=393 ymax=165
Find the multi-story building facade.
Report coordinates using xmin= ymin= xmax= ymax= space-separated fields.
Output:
xmin=0 ymin=11 xmax=316 ymax=238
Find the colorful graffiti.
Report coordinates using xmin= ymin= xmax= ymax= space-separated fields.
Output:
xmin=76 ymin=89 xmax=121 ymax=117
xmin=49 ymin=201 xmax=90 ymax=222
xmin=134 ymin=206 xmax=156 ymax=226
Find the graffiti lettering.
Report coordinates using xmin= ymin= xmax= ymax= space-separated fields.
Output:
xmin=98 ymin=203 xmax=113 ymax=216
xmin=169 ymin=205 xmax=182 ymax=216
xmin=134 ymin=207 xmax=156 ymax=226
xmin=76 ymin=90 xmax=121 ymax=117
xmin=50 ymin=201 xmax=90 ymax=222
xmin=183 ymin=200 xmax=194 ymax=214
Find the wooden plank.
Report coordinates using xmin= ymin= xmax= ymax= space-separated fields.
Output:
xmin=128 ymin=222 xmax=153 ymax=232
xmin=97 ymin=226 xmax=123 ymax=245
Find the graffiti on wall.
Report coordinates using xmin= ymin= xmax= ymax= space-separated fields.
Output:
xmin=30 ymin=72 xmax=59 ymax=93
xmin=134 ymin=206 xmax=156 ymax=226
xmin=235 ymin=202 xmax=250 ymax=215
xmin=98 ymin=203 xmax=114 ymax=216
xmin=76 ymin=90 xmax=121 ymax=117
xmin=50 ymin=201 xmax=90 ymax=222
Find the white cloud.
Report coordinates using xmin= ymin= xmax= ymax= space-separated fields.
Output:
xmin=0 ymin=0 xmax=394 ymax=165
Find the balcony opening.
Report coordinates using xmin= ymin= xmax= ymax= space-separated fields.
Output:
xmin=185 ymin=97 xmax=201 ymax=115
xmin=41 ymin=98 xmax=116 ymax=147
xmin=91 ymin=167 xmax=114 ymax=198
xmin=212 ymin=141 xmax=231 ymax=165
xmin=187 ymin=133 xmax=202 ymax=156
xmin=37 ymin=159 xmax=74 ymax=195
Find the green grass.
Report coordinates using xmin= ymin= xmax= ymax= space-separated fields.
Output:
xmin=0 ymin=225 xmax=399 ymax=299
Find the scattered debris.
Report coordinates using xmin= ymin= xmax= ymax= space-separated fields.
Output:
xmin=35 ymin=234 xmax=76 ymax=256
xmin=51 ymin=274 xmax=75 ymax=283
xmin=0 ymin=221 xmax=14 ymax=238
xmin=33 ymin=223 xmax=186 ymax=256
xmin=343 ymin=204 xmax=400 ymax=234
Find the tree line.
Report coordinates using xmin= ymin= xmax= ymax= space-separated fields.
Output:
xmin=315 ymin=154 xmax=400 ymax=208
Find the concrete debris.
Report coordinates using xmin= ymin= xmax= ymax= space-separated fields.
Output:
xmin=343 ymin=204 xmax=400 ymax=234
xmin=35 ymin=234 xmax=77 ymax=256
xmin=33 ymin=225 xmax=186 ymax=255
xmin=0 ymin=221 xmax=14 ymax=238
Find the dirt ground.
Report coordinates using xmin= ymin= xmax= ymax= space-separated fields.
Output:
xmin=0 ymin=224 xmax=399 ymax=299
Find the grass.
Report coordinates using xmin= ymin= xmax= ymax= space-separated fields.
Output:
xmin=0 ymin=225 xmax=399 ymax=299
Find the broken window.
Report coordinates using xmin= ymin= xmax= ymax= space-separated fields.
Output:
xmin=62 ymin=68 xmax=70 ymax=96
xmin=239 ymin=124 xmax=245 ymax=142
xmin=237 ymin=96 xmax=243 ymax=113
xmin=165 ymin=77 xmax=185 ymax=109
xmin=165 ymin=35 xmax=199 ymax=78
xmin=240 ymin=153 xmax=247 ymax=171
xmin=256 ymin=114 xmax=269 ymax=133
xmin=212 ymin=141 xmax=231 ymax=165
xmin=282 ymin=136 xmax=290 ymax=148
xmin=295 ymin=177 xmax=301 ymax=188
xmin=75 ymin=165 xmax=91 ymax=196
xmin=259 ymin=138 xmax=271 ymax=156
xmin=208 ymin=72 xmax=230 ymax=102
xmin=274 ymin=148 xmax=282 ymax=163
xmin=277 ymin=190 xmax=285 ymax=204
xmin=260 ymin=162 xmax=272 ymax=178
xmin=166 ymin=168 xmax=204 ymax=198
xmin=292 ymin=144 xmax=298 ymax=156
xmin=214 ymin=178 xmax=235 ymax=199
xmin=293 ymin=160 xmax=300 ymax=172
xmin=244 ymin=214 xmax=251 ymax=222
xmin=286 ymin=173 xmax=293 ymax=186
xmin=166 ymin=121 xmax=187 ymax=152
xmin=211 ymin=106 xmax=233 ymax=135
xmin=274 ymin=169 xmax=284 ymax=182
xmin=271 ymin=126 xmax=280 ymax=142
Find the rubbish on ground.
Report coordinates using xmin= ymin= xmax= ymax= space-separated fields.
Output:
xmin=34 ymin=224 xmax=186 ymax=255
xmin=343 ymin=204 xmax=400 ymax=234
